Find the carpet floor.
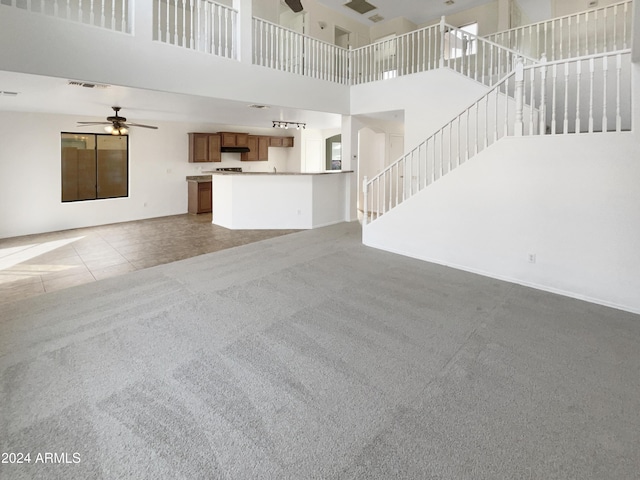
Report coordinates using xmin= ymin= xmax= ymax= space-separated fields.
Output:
xmin=1 ymin=221 xmax=639 ymax=479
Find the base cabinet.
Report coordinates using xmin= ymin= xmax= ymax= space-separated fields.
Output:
xmin=188 ymin=181 xmax=212 ymax=214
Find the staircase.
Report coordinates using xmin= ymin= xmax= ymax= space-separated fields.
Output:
xmin=363 ymin=1 xmax=633 ymax=226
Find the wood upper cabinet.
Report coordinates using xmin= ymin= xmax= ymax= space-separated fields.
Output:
xmin=220 ymin=132 xmax=249 ymax=147
xmin=269 ymin=136 xmax=294 ymax=147
xmin=242 ymin=135 xmax=270 ymax=161
xmin=189 ymin=133 xmax=221 ymax=163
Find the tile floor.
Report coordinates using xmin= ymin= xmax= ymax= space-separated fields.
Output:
xmin=0 ymin=214 xmax=299 ymax=305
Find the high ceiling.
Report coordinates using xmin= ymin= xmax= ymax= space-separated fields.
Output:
xmin=314 ymin=0 xmax=494 ymax=26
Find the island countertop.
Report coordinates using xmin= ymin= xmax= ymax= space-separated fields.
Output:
xmin=203 ymin=170 xmax=353 ymax=176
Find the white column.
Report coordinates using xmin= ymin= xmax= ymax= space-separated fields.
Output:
xmin=514 ymin=58 xmax=525 ymax=136
xmin=233 ymin=0 xmax=252 ymax=64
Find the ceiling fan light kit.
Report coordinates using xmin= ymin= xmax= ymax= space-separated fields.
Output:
xmin=77 ymin=106 xmax=158 ymax=135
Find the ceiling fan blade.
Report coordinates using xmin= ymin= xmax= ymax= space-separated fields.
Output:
xmin=285 ymin=0 xmax=303 ymax=13
xmin=125 ymin=123 xmax=159 ymax=129
xmin=77 ymin=121 xmax=110 ymax=125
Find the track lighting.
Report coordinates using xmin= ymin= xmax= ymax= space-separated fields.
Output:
xmin=272 ymin=121 xmax=306 ymax=130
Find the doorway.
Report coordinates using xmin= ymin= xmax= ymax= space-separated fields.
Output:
xmin=326 ymin=134 xmax=342 ymax=170
xmin=334 ymin=26 xmax=351 ymax=48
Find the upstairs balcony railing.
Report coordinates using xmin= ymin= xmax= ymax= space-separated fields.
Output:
xmin=2 ymin=0 xmax=632 ymax=88
xmin=2 ymin=0 xmax=132 ymax=33
xmin=486 ymin=0 xmax=632 ymax=61
xmin=153 ymin=0 xmax=238 ymax=59
xmin=253 ymin=17 xmax=350 ymax=84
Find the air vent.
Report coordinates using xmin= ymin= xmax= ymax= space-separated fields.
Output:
xmin=368 ymin=14 xmax=384 ymax=23
xmin=444 ymin=0 xmax=455 ymax=5
xmin=0 ymin=91 xmax=19 ymax=96
xmin=68 ymin=81 xmax=110 ymax=89
xmin=344 ymin=0 xmax=376 ymax=15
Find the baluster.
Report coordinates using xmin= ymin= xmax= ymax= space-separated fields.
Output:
xmin=616 ymin=53 xmax=622 ymax=132
xmin=563 ymin=62 xmax=570 ymax=134
xmin=567 ymin=16 xmax=571 ymax=58
xmin=503 ymin=79 xmax=509 ymax=136
xmin=465 ymin=108 xmax=470 ymax=161
xmin=494 ymin=85 xmax=499 ymax=141
xmin=90 ymin=0 xmax=95 ymax=28
xmin=224 ymin=7 xmax=230 ymax=58
xmin=362 ymin=177 xmax=368 ymax=226
xmin=551 ymin=19 xmax=556 ymax=60
xmin=613 ymin=5 xmax=618 ymax=51
xmin=106 ymin=0 xmax=110 ymax=30
xmin=575 ymin=61 xmax=581 ymax=133
xmin=601 ymin=55 xmax=608 ymax=132
xmin=489 ymin=45 xmax=494 ymax=85
xmin=584 ymin=11 xmax=589 ymax=55
xmin=164 ymin=0 xmax=171 ymax=43
xmin=588 ymin=57 xmax=595 ymax=133
xmin=603 ymin=8 xmax=608 ymax=52
xmin=576 ymin=13 xmax=581 ymax=57
xmin=594 ymin=10 xmax=598 ymax=53
xmin=529 ymin=67 xmax=535 ymax=135
xmin=77 ymin=0 xmax=82 ymax=22
xmin=485 ymin=91 xmax=490 ymax=147
xmin=180 ymin=0 xmax=185 ymax=46
xmin=540 ymin=59 xmax=547 ymax=135
xmin=188 ymin=0 xmax=194 ymax=48
xmin=382 ymin=171 xmax=386 ymax=214
xmin=122 ymin=0 xmax=127 ymax=33
xmin=456 ymin=116 xmax=461 ymax=167
xmin=173 ymin=0 xmax=178 ymax=44
xmin=623 ymin=2 xmax=628 ymax=49
xmin=109 ymin=0 xmax=114 ymax=30
xmin=550 ymin=64 xmax=558 ymax=134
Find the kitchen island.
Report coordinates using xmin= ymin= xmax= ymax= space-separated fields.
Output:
xmin=207 ymin=170 xmax=353 ymax=230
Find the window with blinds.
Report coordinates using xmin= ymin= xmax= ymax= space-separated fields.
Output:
xmin=61 ymin=133 xmax=128 ymax=202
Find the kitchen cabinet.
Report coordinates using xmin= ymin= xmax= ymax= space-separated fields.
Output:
xmin=188 ymin=180 xmax=212 ymax=214
xmin=188 ymin=133 xmax=221 ymax=163
xmin=242 ymin=136 xmax=269 ymax=161
xmin=269 ymin=136 xmax=294 ymax=147
xmin=220 ymin=132 xmax=249 ymax=148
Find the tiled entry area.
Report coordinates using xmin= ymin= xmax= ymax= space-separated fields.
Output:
xmin=0 ymin=214 xmax=299 ymax=305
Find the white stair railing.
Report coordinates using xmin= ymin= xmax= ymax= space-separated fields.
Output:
xmin=253 ymin=17 xmax=350 ymax=84
xmin=443 ymin=22 xmax=537 ymax=87
xmin=363 ymin=50 xmax=632 ymax=225
xmin=486 ymin=0 xmax=631 ymax=61
xmin=2 ymin=0 xmax=132 ymax=33
xmin=153 ymin=0 xmax=238 ymax=59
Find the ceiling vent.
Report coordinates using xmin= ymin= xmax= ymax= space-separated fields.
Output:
xmin=0 ymin=91 xmax=19 ymax=97
xmin=68 ymin=81 xmax=110 ymax=89
xmin=444 ymin=0 xmax=455 ymax=5
xmin=368 ymin=14 xmax=384 ymax=23
xmin=344 ymin=0 xmax=377 ymax=15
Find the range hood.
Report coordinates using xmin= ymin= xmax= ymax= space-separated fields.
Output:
xmin=221 ymin=146 xmax=250 ymax=153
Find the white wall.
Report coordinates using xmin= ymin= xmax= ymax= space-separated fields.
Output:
xmin=364 ymin=132 xmax=640 ymax=314
xmin=350 ymin=69 xmax=488 ymax=152
xmin=370 ymin=17 xmax=418 ymax=42
xmin=0 ymin=111 xmax=295 ymax=238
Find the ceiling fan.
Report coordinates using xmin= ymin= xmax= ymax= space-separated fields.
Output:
xmin=284 ymin=0 xmax=303 ymax=13
xmin=77 ymin=106 xmax=158 ymax=135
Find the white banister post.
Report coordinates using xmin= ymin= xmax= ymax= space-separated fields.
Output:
xmin=362 ymin=176 xmax=368 ymax=226
xmin=439 ymin=15 xmax=446 ymax=68
xmin=514 ymin=57 xmax=525 ymax=136
xmin=539 ymin=53 xmax=548 ymax=134
xmin=233 ymin=0 xmax=252 ymax=64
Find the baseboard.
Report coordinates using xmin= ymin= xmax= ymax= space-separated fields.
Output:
xmin=363 ymin=239 xmax=640 ymax=316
